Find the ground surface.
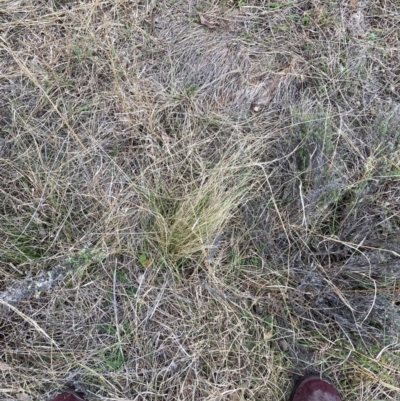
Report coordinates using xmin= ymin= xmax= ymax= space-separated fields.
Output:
xmin=1 ymin=0 xmax=400 ymax=400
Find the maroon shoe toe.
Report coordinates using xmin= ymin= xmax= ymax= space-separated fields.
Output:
xmin=290 ymin=375 xmax=342 ymax=401
xmin=49 ymin=391 xmax=84 ymax=401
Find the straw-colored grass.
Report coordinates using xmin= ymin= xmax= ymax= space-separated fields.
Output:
xmin=1 ymin=0 xmax=400 ymax=400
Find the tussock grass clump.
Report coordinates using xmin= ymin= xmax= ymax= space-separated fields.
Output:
xmin=143 ymin=154 xmax=249 ymax=261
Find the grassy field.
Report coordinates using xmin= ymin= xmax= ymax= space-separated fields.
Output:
xmin=1 ymin=0 xmax=400 ymax=400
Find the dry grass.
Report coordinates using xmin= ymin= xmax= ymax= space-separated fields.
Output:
xmin=1 ymin=0 xmax=400 ymax=400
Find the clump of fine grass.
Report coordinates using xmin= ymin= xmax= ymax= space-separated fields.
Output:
xmin=142 ymin=154 xmax=250 ymax=261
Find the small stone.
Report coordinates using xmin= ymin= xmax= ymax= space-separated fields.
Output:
xmin=279 ymin=339 xmax=289 ymax=351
